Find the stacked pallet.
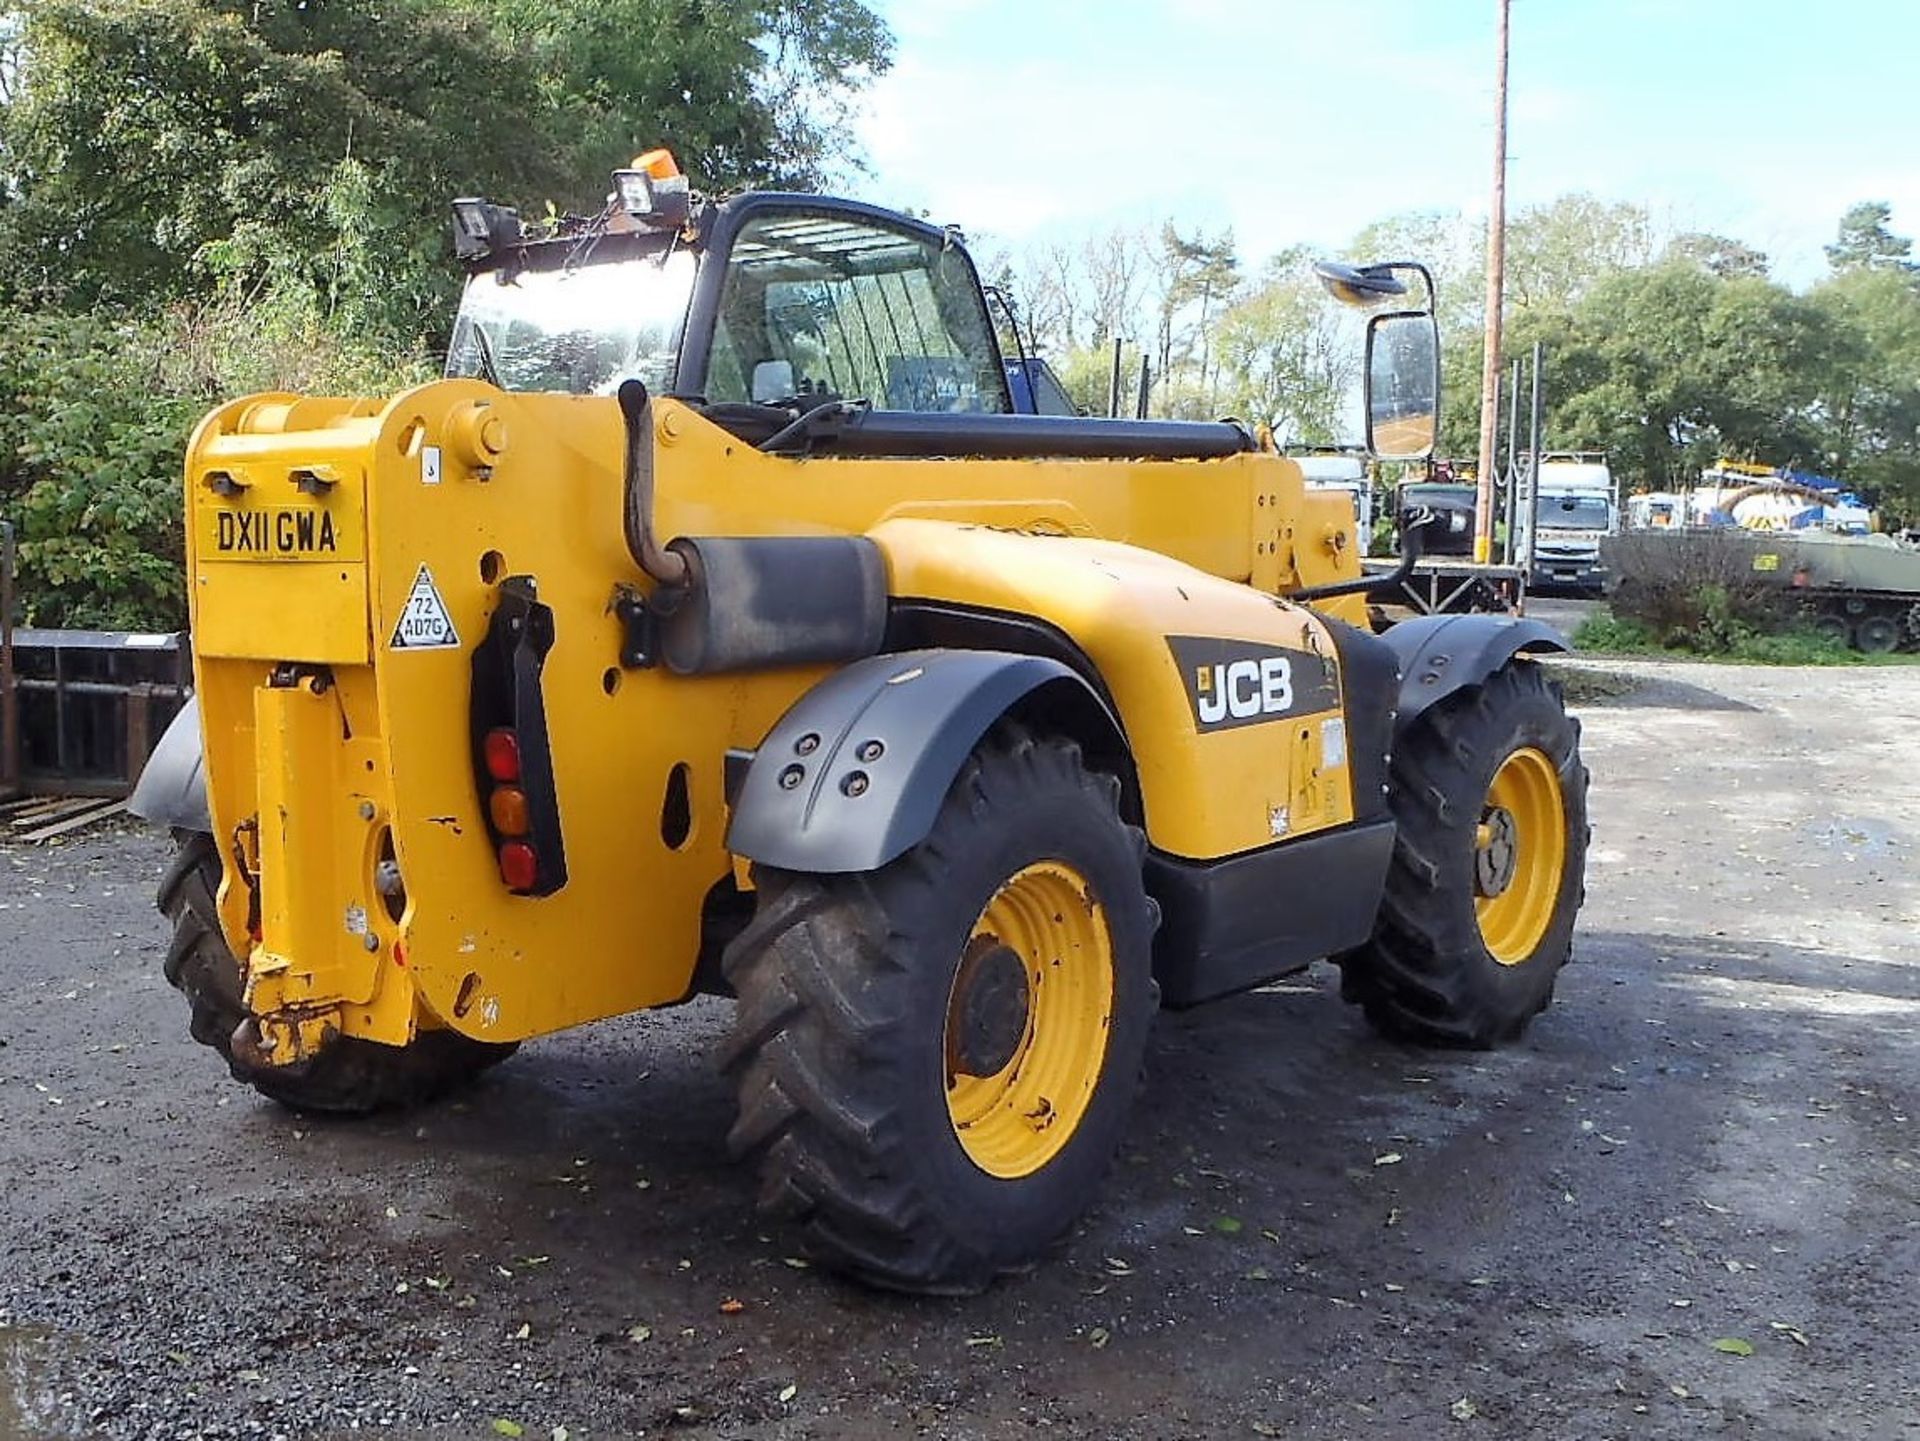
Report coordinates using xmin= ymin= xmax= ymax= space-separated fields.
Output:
xmin=0 ymin=793 xmax=127 ymax=843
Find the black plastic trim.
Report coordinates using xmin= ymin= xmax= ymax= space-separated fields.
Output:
xmin=1147 ymin=819 xmax=1396 ymax=1009
xmin=727 ymin=648 xmax=1113 ymax=873
xmin=1320 ymin=618 xmax=1399 ymax=824
xmin=127 ymin=696 xmax=211 ymax=832
xmin=1377 ymin=614 xmax=1568 ymax=725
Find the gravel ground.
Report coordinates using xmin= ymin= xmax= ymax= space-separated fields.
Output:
xmin=2 ymin=658 xmax=1917 ymax=1440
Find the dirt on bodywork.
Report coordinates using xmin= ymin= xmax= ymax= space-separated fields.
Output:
xmin=1 ymin=658 xmax=1916 ymax=1439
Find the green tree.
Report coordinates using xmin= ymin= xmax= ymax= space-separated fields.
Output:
xmin=1213 ymin=249 xmax=1358 ymax=444
xmin=1808 ymin=266 xmax=1920 ymax=521
xmin=1663 ymin=232 xmax=1770 ymax=279
xmin=0 ymin=0 xmax=892 ymax=629
xmin=1824 ymin=200 xmax=1916 ymax=274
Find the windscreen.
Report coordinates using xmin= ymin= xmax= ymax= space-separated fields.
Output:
xmin=1543 ymin=495 xmax=1613 ymax=531
xmin=704 ymin=211 xmax=1009 ymax=413
xmin=446 ymin=248 xmax=698 ymax=395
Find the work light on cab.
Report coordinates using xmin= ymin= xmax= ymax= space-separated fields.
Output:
xmin=611 ymin=149 xmax=690 ymax=230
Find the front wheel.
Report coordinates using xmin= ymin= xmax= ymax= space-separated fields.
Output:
xmin=1339 ymin=660 xmax=1589 ymax=1047
xmin=719 ymin=727 xmax=1159 ymax=1293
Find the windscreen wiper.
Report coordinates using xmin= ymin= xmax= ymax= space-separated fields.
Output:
xmin=469 ymin=324 xmax=505 ymax=389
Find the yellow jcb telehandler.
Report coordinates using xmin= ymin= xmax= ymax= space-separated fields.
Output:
xmin=132 ymin=152 xmax=1588 ymax=1292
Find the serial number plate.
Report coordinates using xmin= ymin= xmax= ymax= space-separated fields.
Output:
xmin=200 ymin=505 xmax=362 ymax=562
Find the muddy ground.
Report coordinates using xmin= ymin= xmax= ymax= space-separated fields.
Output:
xmin=2 ymin=657 xmax=1917 ymax=1441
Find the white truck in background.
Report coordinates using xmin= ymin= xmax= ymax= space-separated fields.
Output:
xmin=1292 ymin=451 xmax=1376 ymax=553
xmin=1528 ymin=452 xmax=1619 ymax=592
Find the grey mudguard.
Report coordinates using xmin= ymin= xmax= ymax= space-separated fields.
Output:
xmin=728 ymin=648 xmax=1106 ymax=874
xmin=127 ymin=696 xmax=212 ymax=833
xmin=1378 ymin=613 xmax=1568 ymax=723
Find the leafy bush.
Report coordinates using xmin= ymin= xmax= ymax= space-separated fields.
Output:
xmin=1571 ymin=609 xmax=1658 ymax=653
xmin=0 ymin=290 xmax=430 ymax=630
xmin=1603 ymin=529 xmax=1788 ymax=652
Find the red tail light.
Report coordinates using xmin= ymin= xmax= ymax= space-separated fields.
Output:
xmin=498 ymin=842 xmax=538 ymax=891
xmin=484 ymin=728 xmax=522 ymax=783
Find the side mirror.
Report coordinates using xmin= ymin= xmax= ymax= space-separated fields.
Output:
xmin=1312 ymin=260 xmax=1407 ymax=307
xmin=1365 ymin=311 xmax=1440 ymax=461
xmin=751 ymin=360 xmax=796 ymax=404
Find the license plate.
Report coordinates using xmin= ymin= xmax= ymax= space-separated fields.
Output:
xmin=201 ymin=504 xmax=361 ymax=562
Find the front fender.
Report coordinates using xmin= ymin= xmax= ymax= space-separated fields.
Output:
xmin=128 ymin=696 xmax=211 ymax=833
xmin=1378 ymin=614 xmax=1568 ymax=726
xmin=727 ymin=649 xmax=1114 ymax=874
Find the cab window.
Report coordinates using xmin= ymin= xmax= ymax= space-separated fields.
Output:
xmin=706 ymin=211 xmax=1010 ymax=413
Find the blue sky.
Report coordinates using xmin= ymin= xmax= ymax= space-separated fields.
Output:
xmin=849 ymin=0 xmax=1919 ymax=289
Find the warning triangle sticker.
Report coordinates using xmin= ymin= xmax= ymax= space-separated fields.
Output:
xmin=390 ymin=565 xmax=461 ymax=651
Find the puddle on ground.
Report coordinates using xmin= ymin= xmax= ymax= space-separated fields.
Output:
xmin=0 ymin=1325 xmax=67 ymax=1441
xmin=1805 ymin=817 xmax=1906 ymax=858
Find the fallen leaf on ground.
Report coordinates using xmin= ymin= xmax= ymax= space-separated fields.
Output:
xmin=1769 ymin=1321 xmax=1809 ymax=1346
xmin=965 ymin=1334 xmax=1003 ymax=1349
xmin=1710 ymin=1337 xmax=1754 ymax=1356
xmin=1374 ymin=1152 xmax=1404 ymax=1167
xmin=513 ymin=1323 xmax=531 ymax=1340
xmin=779 ymin=1383 xmax=798 ymax=1404
xmin=718 ymin=1298 xmax=746 ymax=1315
xmin=1212 ymin=1216 xmax=1243 ymax=1235
xmin=1089 ymin=1326 xmax=1111 ymax=1349
xmin=626 ymin=1325 xmax=651 ymax=1343
xmin=491 ymin=1422 xmax=524 ymax=1439
xmin=1450 ymin=1397 xmax=1478 ymax=1421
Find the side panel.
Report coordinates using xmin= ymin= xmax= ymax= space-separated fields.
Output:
xmin=870 ymin=519 xmax=1359 ymax=860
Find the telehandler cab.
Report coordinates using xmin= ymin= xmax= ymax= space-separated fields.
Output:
xmin=132 ymin=152 xmax=1588 ymax=1293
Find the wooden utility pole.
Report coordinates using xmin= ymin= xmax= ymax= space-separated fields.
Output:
xmin=1474 ymin=0 xmax=1511 ymax=564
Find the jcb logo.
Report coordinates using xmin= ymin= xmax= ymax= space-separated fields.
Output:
xmin=1195 ymin=656 xmax=1293 ymax=724
xmin=1168 ymin=635 xmax=1338 ymax=734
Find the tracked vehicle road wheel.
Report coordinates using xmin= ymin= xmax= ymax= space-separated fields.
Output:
xmin=1340 ymin=661 xmax=1588 ymax=1047
xmin=158 ymin=832 xmax=516 ymax=1114
xmin=1853 ymin=613 xmax=1902 ymax=654
xmin=720 ymin=728 xmax=1158 ymax=1294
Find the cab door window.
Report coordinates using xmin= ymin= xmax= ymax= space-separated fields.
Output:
xmin=706 ymin=211 xmax=1009 ymax=413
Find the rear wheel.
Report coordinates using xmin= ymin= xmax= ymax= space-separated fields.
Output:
xmin=1340 ymin=661 xmax=1588 ymax=1047
xmin=158 ymin=832 xmax=516 ymax=1113
xmin=720 ymin=728 xmax=1158 ymax=1293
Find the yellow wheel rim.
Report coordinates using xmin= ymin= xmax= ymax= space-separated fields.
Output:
xmin=1474 ymin=746 xmax=1567 ymax=965
xmin=943 ymin=861 xmax=1115 ymax=1179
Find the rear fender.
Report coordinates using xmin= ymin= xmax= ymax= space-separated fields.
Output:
xmin=1378 ymin=614 xmax=1568 ymax=726
xmin=727 ymin=649 xmax=1121 ymax=874
xmin=128 ymin=697 xmax=211 ymax=833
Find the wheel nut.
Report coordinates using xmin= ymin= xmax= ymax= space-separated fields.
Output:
xmin=779 ymin=764 xmax=805 ymax=790
xmin=856 ymin=739 xmax=884 ymax=763
xmin=363 ymin=932 xmax=380 ymax=953
xmin=795 ymin=732 xmax=820 ymax=756
xmin=841 ymin=771 xmax=869 ymax=797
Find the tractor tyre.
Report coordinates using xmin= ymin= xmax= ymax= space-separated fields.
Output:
xmin=1339 ymin=660 xmax=1588 ymax=1047
xmin=158 ymin=831 xmax=516 ymax=1114
xmin=719 ymin=727 xmax=1158 ymax=1294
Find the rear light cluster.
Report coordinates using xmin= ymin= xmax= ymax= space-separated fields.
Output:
xmin=482 ymin=727 xmax=541 ymax=891
xmin=471 ymin=576 xmax=568 ymax=896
